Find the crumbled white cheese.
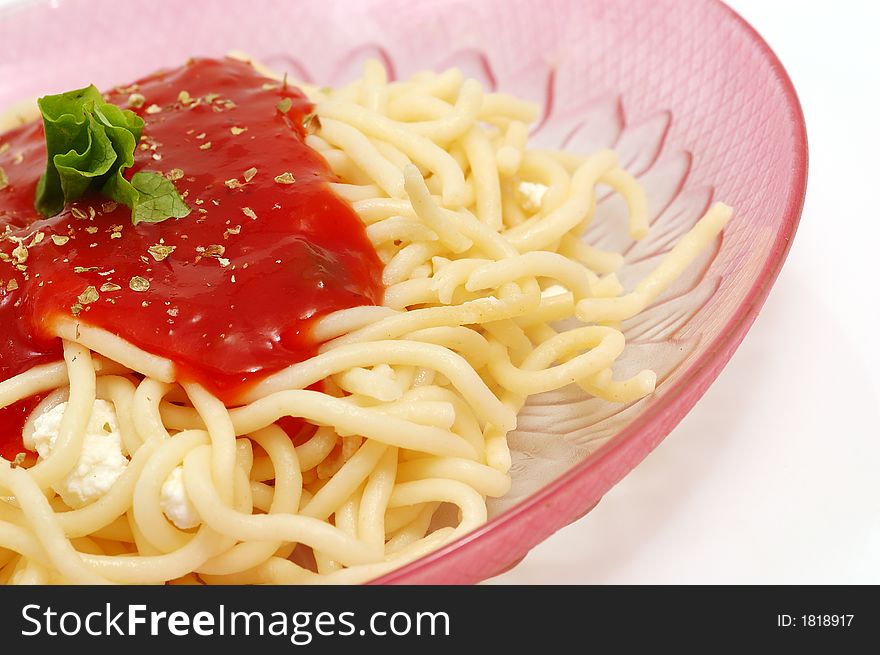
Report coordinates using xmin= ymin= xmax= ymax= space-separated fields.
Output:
xmin=160 ymin=466 xmax=201 ymax=529
xmin=30 ymin=400 xmax=128 ymax=508
xmin=516 ymin=180 xmax=548 ymax=213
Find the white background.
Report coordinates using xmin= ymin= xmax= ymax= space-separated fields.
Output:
xmin=494 ymin=0 xmax=880 ymax=583
xmin=1 ymin=0 xmax=877 ymax=584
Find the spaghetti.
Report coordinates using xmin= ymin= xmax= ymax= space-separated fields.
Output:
xmin=0 ymin=57 xmax=730 ymax=584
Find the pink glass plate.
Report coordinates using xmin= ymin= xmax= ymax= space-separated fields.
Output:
xmin=0 ymin=0 xmax=806 ymax=584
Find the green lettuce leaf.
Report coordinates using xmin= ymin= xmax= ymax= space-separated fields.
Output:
xmin=130 ymin=171 xmax=192 ymax=224
xmin=35 ymin=85 xmax=106 ymax=217
xmin=34 ymin=84 xmax=189 ymax=225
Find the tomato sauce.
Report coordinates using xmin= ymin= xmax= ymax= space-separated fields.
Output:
xmin=0 ymin=58 xmax=383 ymax=455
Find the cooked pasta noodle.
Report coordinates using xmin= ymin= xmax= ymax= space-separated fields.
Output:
xmin=0 ymin=57 xmax=730 ymax=584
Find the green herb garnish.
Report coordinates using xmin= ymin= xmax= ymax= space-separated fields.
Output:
xmin=35 ymin=84 xmax=190 ymax=225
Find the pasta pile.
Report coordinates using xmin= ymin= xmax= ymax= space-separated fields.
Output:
xmin=0 ymin=59 xmax=730 ymax=584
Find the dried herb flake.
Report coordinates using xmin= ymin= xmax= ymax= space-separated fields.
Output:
xmin=129 ymin=276 xmax=150 ymax=292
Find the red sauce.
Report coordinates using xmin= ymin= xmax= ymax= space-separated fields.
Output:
xmin=0 ymin=58 xmax=384 ymax=455
xmin=0 ymin=395 xmax=43 ymax=460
